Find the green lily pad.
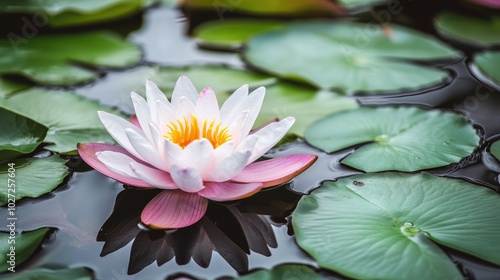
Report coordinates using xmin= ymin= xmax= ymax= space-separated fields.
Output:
xmin=244 ymin=21 xmax=460 ymax=94
xmin=0 ymin=228 xmax=50 ymax=272
xmin=473 ymin=51 xmax=500 ymax=86
xmin=238 ymin=264 xmax=324 ymax=280
xmin=293 ymin=172 xmax=500 ymax=280
xmin=0 ymin=0 xmax=154 ymax=27
xmin=0 ymin=77 xmax=30 ymax=98
xmin=0 ymin=108 xmax=47 ymax=161
xmin=0 ymin=155 xmax=68 ymax=206
xmin=2 ymin=267 xmax=93 ymax=280
xmin=0 ymin=31 xmax=141 ymax=86
xmin=339 ymin=0 xmax=386 ymax=9
xmin=305 ymin=106 xmax=479 ymax=172
xmin=434 ymin=12 xmax=500 ymax=47
xmin=193 ymin=20 xmax=285 ymax=50
xmin=0 ymin=89 xmax=123 ymax=154
xmin=490 ymin=140 xmax=500 ymax=162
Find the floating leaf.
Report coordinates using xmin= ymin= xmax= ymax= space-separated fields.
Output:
xmin=0 ymin=228 xmax=50 ymax=272
xmin=1 ymin=267 xmax=93 ymax=280
xmin=490 ymin=140 xmax=500 ymax=162
xmin=305 ymin=106 xmax=479 ymax=172
xmin=0 ymin=89 xmax=123 ymax=154
xmin=473 ymin=51 xmax=500 ymax=86
xmin=238 ymin=264 xmax=324 ymax=280
xmin=0 ymin=0 xmax=154 ymax=27
xmin=339 ymin=0 xmax=386 ymax=9
xmin=0 ymin=31 xmax=141 ymax=86
xmin=244 ymin=21 xmax=459 ymax=94
xmin=193 ymin=20 xmax=285 ymax=51
xmin=0 ymin=77 xmax=30 ymax=98
xmin=0 ymin=108 xmax=47 ymax=161
xmin=0 ymin=155 xmax=68 ymax=206
xmin=434 ymin=12 xmax=500 ymax=47
xmin=293 ymin=172 xmax=500 ymax=279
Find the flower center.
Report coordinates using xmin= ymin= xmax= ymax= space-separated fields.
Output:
xmin=165 ymin=114 xmax=232 ymax=149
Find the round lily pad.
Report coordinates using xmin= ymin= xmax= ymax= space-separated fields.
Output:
xmin=193 ymin=20 xmax=285 ymax=51
xmin=434 ymin=12 xmax=500 ymax=47
xmin=490 ymin=140 xmax=500 ymax=162
xmin=473 ymin=51 xmax=500 ymax=86
xmin=293 ymin=172 xmax=500 ymax=280
xmin=0 ymin=228 xmax=50 ymax=272
xmin=305 ymin=106 xmax=479 ymax=172
xmin=2 ymin=267 xmax=93 ymax=280
xmin=0 ymin=108 xmax=47 ymax=161
xmin=0 ymin=155 xmax=69 ymax=206
xmin=0 ymin=31 xmax=141 ymax=86
xmin=0 ymin=89 xmax=124 ymax=154
xmin=339 ymin=0 xmax=386 ymax=9
xmin=238 ymin=264 xmax=323 ymax=280
xmin=244 ymin=21 xmax=459 ymax=94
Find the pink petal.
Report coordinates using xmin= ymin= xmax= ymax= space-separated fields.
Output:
xmin=232 ymin=154 xmax=318 ymax=188
xmin=77 ymin=143 xmax=152 ymax=188
xmin=129 ymin=162 xmax=178 ymax=190
xmin=250 ymin=118 xmax=278 ymax=134
xmin=141 ymin=190 xmax=208 ymax=229
xmin=198 ymin=181 xmax=263 ymax=202
xmin=130 ymin=115 xmax=140 ymax=128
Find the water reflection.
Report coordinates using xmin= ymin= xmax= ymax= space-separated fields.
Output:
xmin=98 ymin=185 xmax=301 ymax=274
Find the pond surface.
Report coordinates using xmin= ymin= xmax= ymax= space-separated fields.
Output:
xmin=1 ymin=3 xmax=500 ymax=280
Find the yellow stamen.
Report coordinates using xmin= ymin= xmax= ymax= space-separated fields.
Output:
xmin=165 ymin=114 xmax=232 ymax=149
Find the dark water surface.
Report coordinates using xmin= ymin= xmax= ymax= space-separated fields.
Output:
xmin=1 ymin=4 xmax=500 ymax=280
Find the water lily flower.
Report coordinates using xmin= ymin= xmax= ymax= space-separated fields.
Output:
xmin=78 ymin=77 xmax=317 ymax=229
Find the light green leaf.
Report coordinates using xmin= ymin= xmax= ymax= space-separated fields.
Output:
xmin=237 ymin=264 xmax=324 ymax=280
xmin=0 ymin=89 xmax=122 ymax=154
xmin=0 ymin=77 xmax=30 ymax=98
xmin=305 ymin=106 xmax=479 ymax=172
xmin=473 ymin=51 xmax=500 ymax=86
xmin=490 ymin=140 xmax=500 ymax=162
xmin=0 ymin=108 xmax=47 ymax=161
xmin=293 ymin=172 xmax=500 ymax=280
xmin=0 ymin=228 xmax=50 ymax=272
xmin=0 ymin=31 xmax=141 ymax=86
xmin=0 ymin=155 xmax=68 ymax=206
xmin=2 ymin=267 xmax=93 ymax=280
xmin=434 ymin=12 xmax=500 ymax=47
xmin=244 ymin=21 xmax=459 ymax=94
xmin=193 ymin=20 xmax=285 ymax=51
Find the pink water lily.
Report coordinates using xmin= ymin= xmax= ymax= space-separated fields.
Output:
xmin=78 ymin=76 xmax=317 ymax=229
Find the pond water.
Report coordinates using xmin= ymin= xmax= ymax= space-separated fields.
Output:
xmin=1 ymin=3 xmax=500 ymax=280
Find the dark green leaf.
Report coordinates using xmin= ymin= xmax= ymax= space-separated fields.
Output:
xmin=0 ymin=228 xmax=50 ymax=273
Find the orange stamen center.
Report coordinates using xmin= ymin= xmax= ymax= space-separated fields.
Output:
xmin=165 ymin=114 xmax=231 ymax=149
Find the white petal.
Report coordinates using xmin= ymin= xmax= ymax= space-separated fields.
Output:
xmin=156 ymin=99 xmax=176 ymax=136
xmin=213 ymin=141 xmax=235 ymax=164
xmin=195 ymin=87 xmax=220 ymax=121
xmin=96 ymin=151 xmax=141 ymax=179
xmin=181 ymin=139 xmax=215 ymax=178
xmin=170 ymin=164 xmax=204 ymax=193
xmin=247 ymin=116 xmax=295 ymax=163
xmin=227 ymin=110 xmax=249 ymax=147
xmin=125 ymin=128 xmax=167 ymax=171
xmin=130 ymin=92 xmax=153 ymax=141
xmin=162 ymin=139 xmax=183 ymax=170
xmin=98 ymin=111 xmax=147 ymax=162
xmin=220 ymin=84 xmax=248 ymax=123
xmin=146 ymin=79 xmax=170 ymax=106
xmin=238 ymin=87 xmax=265 ymax=138
xmin=129 ymin=161 xmax=178 ymax=190
xmin=171 ymin=76 xmax=198 ymax=109
xmin=176 ymin=96 xmax=196 ymax=119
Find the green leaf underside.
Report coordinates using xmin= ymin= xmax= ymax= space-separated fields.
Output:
xmin=0 ymin=155 xmax=68 ymax=206
xmin=305 ymin=106 xmax=479 ymax=172
xmin=0 ymin=108 xmax=47 ymax=161
xmin=0 ymin=89 xmax=122 ymax=153
xmin=0 ymin=0 xmax=154 ymax=27
xmin=293 ymin=172 xmax=500 ymax=280
xmin=474 ymin=51 xmax=500 ymax=85
xmin=127 ymin=65 xmax=358 ymax=136
xmin=490 ymin=140 xmax=500 ymax=162
xmin=1 ymin=267 xmax=93 ymax=280
xmin=244 ymin=21 xmax=459 ymax=93
xmin=193 ymin=20 xmax=285 ymax=50
xmin=0 ymin=77 xmax=30 ymax=98
xmin=0 ymin=228 xmax=50 ymax=272
xmin=435 ymin=12 xmax=500 ymax=47
xmin=238 ymin=264 xmax=324 ymax=280
xmin=0 ymin=31 xmax=141 ymax=86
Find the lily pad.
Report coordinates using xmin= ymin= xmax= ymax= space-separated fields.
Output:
xmin=0 ymin=89 xmax=123 ymax=154
xmin=0 ymin=31 xmax=141 ymax=86
xmin=339 ymin=0 xmax=386 ymax=9
xmin=434 ymin=12 xmax=500 ymax=47
xmin=193 ymin=20 xmax=285 ymax=50
xmin=244 ymin=21 xmax=460 ymax=94
xmin=0 ymin=228 xmax=50 ymax=272
xmin=490 ymin=140 xmax=500 ymax=162
xmin=0 ymin=155 xmax=68 ymax=206
xmin=238 ymin=264 xmax=324 ymax=280
xmin=305 ymin=106 xmax=479 ymax=172
xmin=0 ymin=0 xmax=154 ymax=27
xmin=293 ymin=172 xmax=500 ymax=280
xmin=473 ymin=51 xmax=500 ymax=86
xmin=2 ymin=267 xmax=93 ymax=280
xmin=0 ymin=108 xmax=47 ymax=161
xmin=0 ymin=77 xmax=30 ymax=98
